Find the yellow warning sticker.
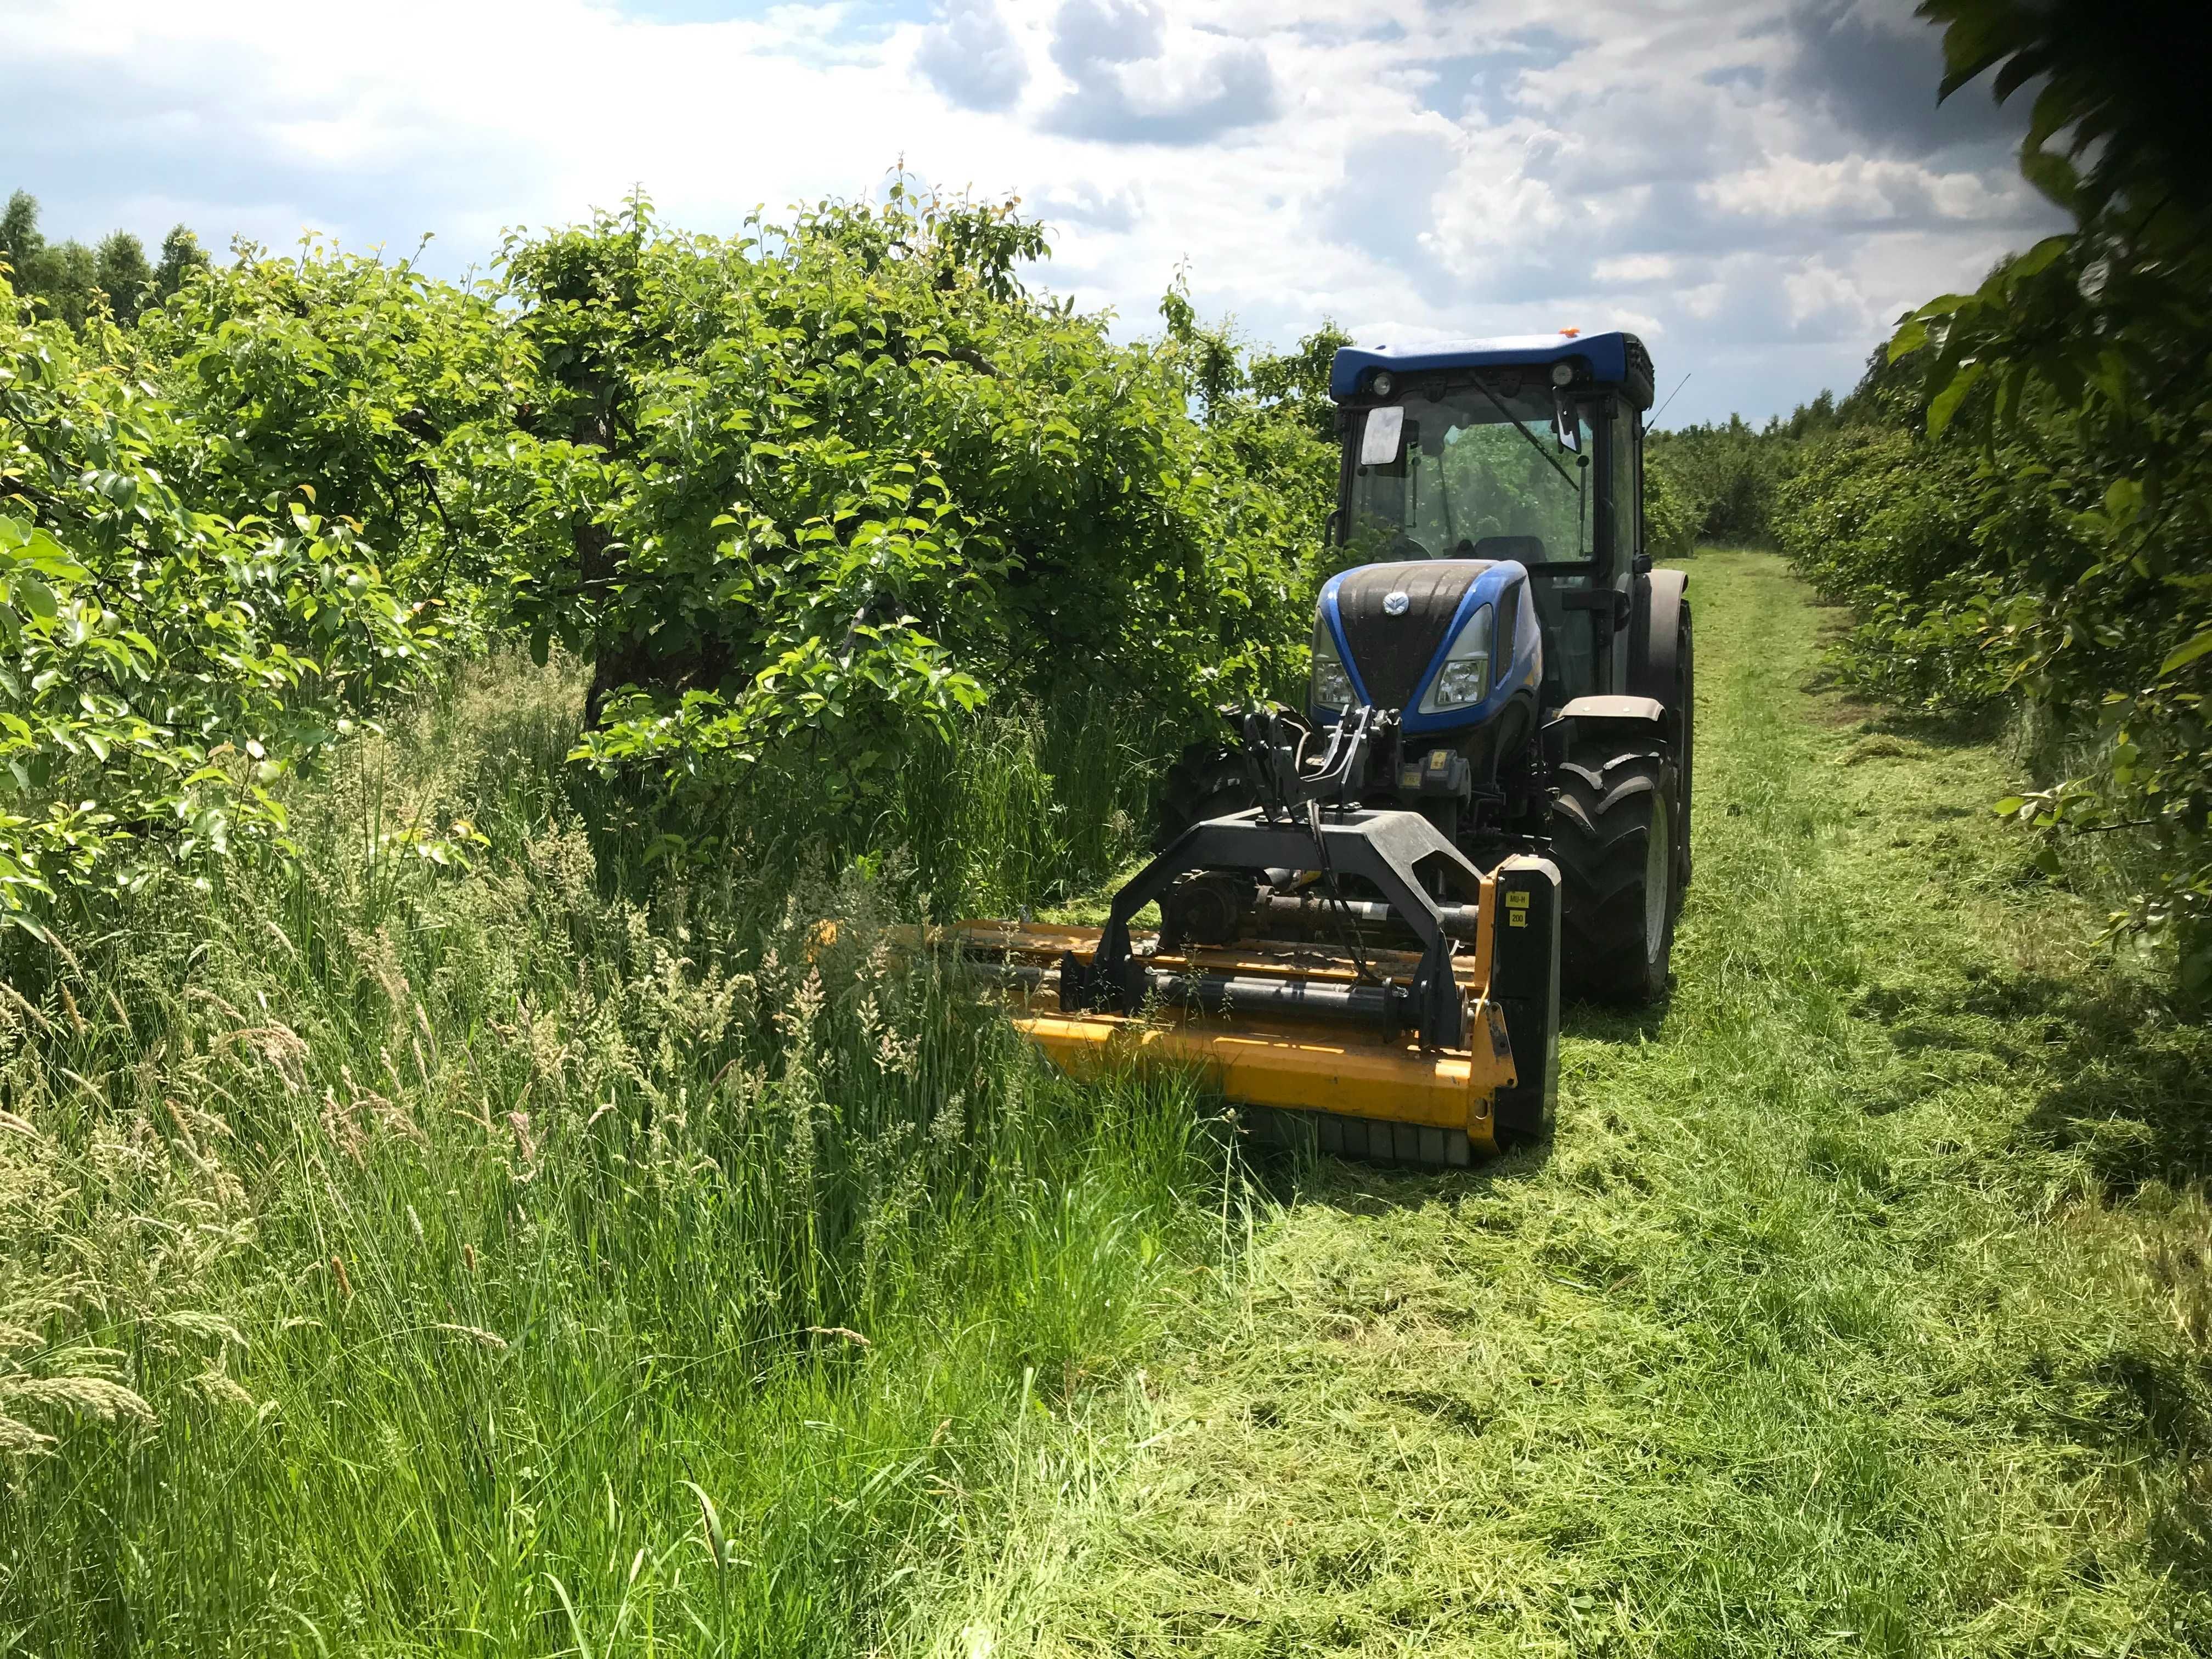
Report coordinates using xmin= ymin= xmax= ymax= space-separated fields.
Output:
xmin=1428 ymin=748 xmax=1453 ymax=769
xmin=1508 ymin=911 xmax=1527 ymax=927
xmin=1505 ymin=890 xmax=1531 ymax=910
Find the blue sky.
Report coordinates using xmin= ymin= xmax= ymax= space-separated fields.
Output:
xmin=1 ymin=0 xmax=2060 ymax=426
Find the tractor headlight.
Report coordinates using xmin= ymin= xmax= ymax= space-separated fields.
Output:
xmin=1418 ymin=603 xmax=1493 ymax=713
xmin=1311 ymin=616 xmax=1355 ymax=711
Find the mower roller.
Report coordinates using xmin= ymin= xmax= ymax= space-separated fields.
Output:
xmin=962 ymin=330 xmax=1691 ymax=1166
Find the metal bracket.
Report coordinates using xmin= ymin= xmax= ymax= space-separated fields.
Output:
xmin=1068 ymin=806 xmax=1483 ymax=1051
xmin=1237 ymin=703 xmax=1386 ymax=817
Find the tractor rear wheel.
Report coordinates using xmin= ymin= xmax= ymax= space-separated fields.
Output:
xmin=1550 ymin=747 xmax=1679 ymax=1004
xmin=1671 ymin=602 xmax=1695 ymax=891
xmin=1152 ymin=741 xmax=1259 ymax=853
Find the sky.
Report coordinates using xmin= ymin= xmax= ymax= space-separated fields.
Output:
xmin=0 ymin=0 xmax=2062 ymax=427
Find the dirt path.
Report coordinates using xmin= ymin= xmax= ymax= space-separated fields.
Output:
xmin=979 ymin=551 xmax=2212 ymax=1657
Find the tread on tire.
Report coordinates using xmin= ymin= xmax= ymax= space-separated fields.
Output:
xmin=1550 ymin=747 xmax=1678 ymax=1005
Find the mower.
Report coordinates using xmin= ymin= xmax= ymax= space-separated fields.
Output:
xmin=958 ymin=330 xmax=1691 ymax=1164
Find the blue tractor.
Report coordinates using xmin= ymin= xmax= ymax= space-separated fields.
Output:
xmin=964 ymin=330 xmax=1690 ymax=1163
xmin=1152 ymin=330 xmax=1692 ymax=1007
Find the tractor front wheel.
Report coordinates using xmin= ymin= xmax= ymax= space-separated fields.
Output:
xmin=1550 ymin=747 xmax=1679 ymax=1004
xmin=1152 ymin=741 xmax=1259 ymax=853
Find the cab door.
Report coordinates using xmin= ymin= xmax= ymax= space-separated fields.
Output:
xmin=1519 ymin=392 xmax=1633 ymax=707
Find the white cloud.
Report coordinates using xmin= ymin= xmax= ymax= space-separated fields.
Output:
xmin=0 ymin=0 xmax=2066 ymax=425
xmin=917 ymin=0 xmax=1030 ymax=112
xmin=1041 ymin=2 xmax=1279 ymax=143
xmin=1680 ymin=281 xmax=1728 ymax=321
xmin=1702 ymin=154 xmax=2017 ymax=223
xmin=1594 ymin=254 xmax=1676 ymax=284
xmin=1782 ymin=262 xmax=1867 ymax=330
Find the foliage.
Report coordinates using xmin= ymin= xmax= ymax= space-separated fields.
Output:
xmin=0 ymin=177 xmax=1350 ymax=927
xmin=1244 ymin=318 xmax=1353 ymax=445
xmin=1646 ymin=416 xmax=1791 ymax=546
xmin=1644 ymin=357 xmax=1907 ymax=552
xmin=1642 ymin=452 xmax=1697 ymax=560
xmin=0 ymin=273 xmax=441 ymax=932
xmin=1195 ymin=319 xmax=1345 ymax=602
xmin=138 ymin=235 xmax=522 ymax=602
xmin=1773 ymin=427 xmax=2008 ymax=712
xmin=486 ymin=188 xmax=1316 ymax=848
xmin=1783 ymin=0 xmax=2212 ymax=996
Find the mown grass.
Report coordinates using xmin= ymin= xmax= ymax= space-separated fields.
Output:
xmin=962 ymin=550 xmax=2212 ymax=1656
xmin=0 ymin=658 xmax=1232 ymax=1656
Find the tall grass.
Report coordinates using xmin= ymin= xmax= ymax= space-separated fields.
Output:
xmin=0 ymin=657 xmax=1227 ymax=1655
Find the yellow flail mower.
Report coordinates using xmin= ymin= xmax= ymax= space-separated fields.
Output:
xmin=958 ymin=331 xmax=1691 ymax=1167
xmin=954 ymin=707 xmax=1564 ymax=1166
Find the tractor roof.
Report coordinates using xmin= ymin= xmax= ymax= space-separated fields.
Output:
xmin=1329 ymin=330 xmax=1653 ymax=409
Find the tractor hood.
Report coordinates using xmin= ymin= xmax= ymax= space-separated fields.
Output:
xmin=1314 ymin=558 xmax=1543 ymax=735
xmin=1333 ymin=561 xmax=1493 ymax=711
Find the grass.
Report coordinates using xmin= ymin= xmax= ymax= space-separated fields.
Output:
xmin=941 ymin=551 xmax=2212 ymax=1656
xmin=0 ymin=657 xmax=1228 ymax=1656
xmin=2 ymin=550 xmax=2207 ymax=1655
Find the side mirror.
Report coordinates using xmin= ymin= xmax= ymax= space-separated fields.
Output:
xmin=1551 ymin=390 xmax=1581 ymax=452
xmin=1359 ymin=405 xmax=1404 ymax=466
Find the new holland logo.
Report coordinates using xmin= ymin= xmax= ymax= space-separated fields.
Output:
xmin=1383 ymin=590 xmax=1411 ymax=616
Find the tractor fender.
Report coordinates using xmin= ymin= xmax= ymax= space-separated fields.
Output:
xmin=1554 ymin=693 xmax=1665 ymax=732
xmin=1628 ymin=568 xmax=1689 ymax=716
xmin=1541 ymin=695 xmax=1666 ymax=769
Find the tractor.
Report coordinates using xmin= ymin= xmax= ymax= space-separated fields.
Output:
xmin=958 ymin=330 xmax=1691 ymax=1164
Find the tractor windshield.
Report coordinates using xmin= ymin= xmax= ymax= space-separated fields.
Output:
xmin=1344 ymin=386 xmax=1595 ymax=566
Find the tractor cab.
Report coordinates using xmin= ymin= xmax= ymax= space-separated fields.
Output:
xmin=1324 ymin=330 xmax=1657 ymax=712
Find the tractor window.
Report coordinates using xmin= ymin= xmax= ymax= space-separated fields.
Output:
xmin=1609 ymin=403 xmax=1638 ymax=568
xmin=1344 ymin=386 xmax=1596 ymax=567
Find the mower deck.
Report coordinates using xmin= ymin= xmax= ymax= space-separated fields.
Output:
xmin=951 ymin=919 xmax=1520 ymax=1164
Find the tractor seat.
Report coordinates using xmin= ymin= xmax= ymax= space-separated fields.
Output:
xmin=1468 ymin=534 xmax=1545 ymax=565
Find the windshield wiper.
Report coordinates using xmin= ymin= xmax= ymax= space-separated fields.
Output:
xmin=1469 ymin=380 xmax=1578 ymax=490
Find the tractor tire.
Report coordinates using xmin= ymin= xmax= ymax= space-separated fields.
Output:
xmin=1550 ymin=747 xmax=1679 ymax=1005
xmin=1152 ymin=740 xmax=1259 ymax=853
xmin=1630 ymin=570 xmax=1695 ymax=893
xmin=1671 ymin=603 xmax=1695 ymax=891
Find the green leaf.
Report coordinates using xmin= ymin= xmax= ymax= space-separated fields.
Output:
xmin=1908 ymin=293 xmax=1971 ymax=321
xmin=2158 ymin=629 xmax=2212 ymax=679
xmin=1925 ymin=360 xmax=1986 ymax=439
xmin=2008 ymin=235 xmax=2073 ymax=281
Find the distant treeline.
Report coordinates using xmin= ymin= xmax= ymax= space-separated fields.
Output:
xmin=0 ymin=191 xmax=211 ymax=329
xmin=1645 ymin=358 xmax=1908 ymax=551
